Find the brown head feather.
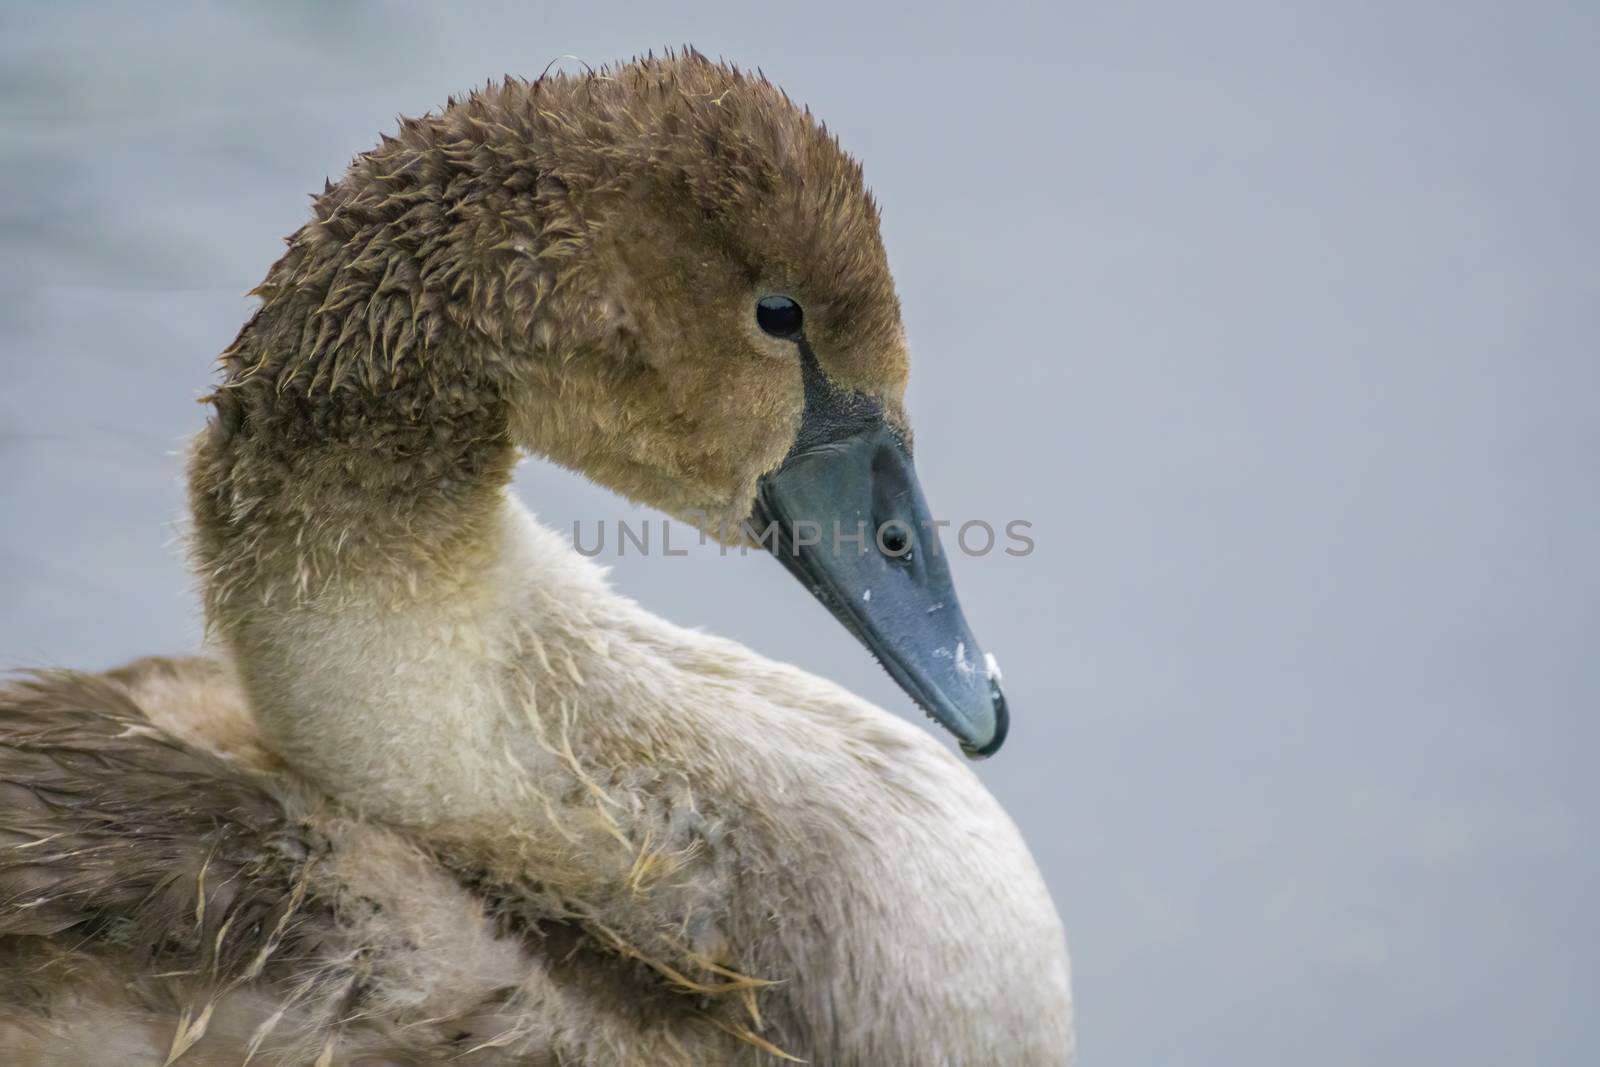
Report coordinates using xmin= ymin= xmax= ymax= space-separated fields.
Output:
xmin=192 ymin=53 xmax=909 ymax=610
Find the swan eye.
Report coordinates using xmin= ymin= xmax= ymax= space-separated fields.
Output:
xmin=755 ymin=295 xmax=803 ymax=339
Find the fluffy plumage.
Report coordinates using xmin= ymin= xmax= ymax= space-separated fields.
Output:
xmin=1 ymin=50 xmax=1073 ymax=1064
xmin=0 ymin=660 xmax=753 ymax=1064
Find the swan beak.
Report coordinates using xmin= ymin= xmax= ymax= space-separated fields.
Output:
xmin=750 ymin=423 xmax=1009 ymax=758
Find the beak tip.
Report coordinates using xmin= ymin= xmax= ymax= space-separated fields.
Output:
xmin=958 ymin=687 xmax=1010 ymax=760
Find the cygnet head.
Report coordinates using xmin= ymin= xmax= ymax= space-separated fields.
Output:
xmin=210 ymin=51 xmax=1008 ymax=755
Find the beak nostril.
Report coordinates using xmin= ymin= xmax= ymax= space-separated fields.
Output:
xmin=878 ymin=522 xmax=911 ymax=559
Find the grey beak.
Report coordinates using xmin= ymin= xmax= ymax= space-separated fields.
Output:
xmin=750 ymin=422 xmax=1008 ymax=758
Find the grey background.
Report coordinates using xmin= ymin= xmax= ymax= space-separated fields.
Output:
xmin=2 ymin=2 xmax=1595 ymax=1063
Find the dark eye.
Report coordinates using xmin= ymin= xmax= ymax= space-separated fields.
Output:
xmin=755 ymin=295 xmax=803 ymax=339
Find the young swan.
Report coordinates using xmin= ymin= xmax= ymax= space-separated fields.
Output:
xmin=3 ymin=55 xmax=1072 ymax=1065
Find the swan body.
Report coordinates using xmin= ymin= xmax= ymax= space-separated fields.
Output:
xmin=0 ymin=53 xmax=1073 ymax=1064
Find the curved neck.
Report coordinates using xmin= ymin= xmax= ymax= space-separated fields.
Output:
xmin=190 ymin=284 xmax=523 ymax=605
